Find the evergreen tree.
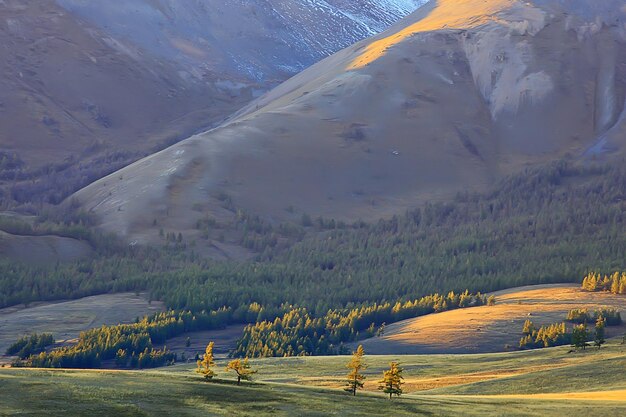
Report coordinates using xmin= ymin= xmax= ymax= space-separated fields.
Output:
xmin=594 ymin=316 xmax=606 ymax=349
xmin=345 ymin=345 xmax=367 ymax=396
xmin=196 ymin=342 xmax=216 ymax=381
xmin=519 ymin=321 xmax=569 ymax=349
xmin=378 ymin=362 xmax=404 ymax=399
xmin=5 ymin=333 xmax=55 ymax=359
xmin=581 ymin=272 xmax=626 ymax=295
xmin=611 ymin=278 xmax=620 ymax=295
xmin=377 ymin=323 xmax=386 ymax=337
xmin=522 ymin=319 xmax=534 ymax=335
xmin=226 ymin=358 xmax=256 ymax=385
xmin=572 ymin=324 xmax=589 ymax=350
xmin=115 ymin=349 xmax=129 ymax=367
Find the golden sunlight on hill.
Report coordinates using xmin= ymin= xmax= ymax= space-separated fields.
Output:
xmin=356 ymin=284 xmax=626 ymax=354
xmin=349 ymin=0 xmax=516 ymax=69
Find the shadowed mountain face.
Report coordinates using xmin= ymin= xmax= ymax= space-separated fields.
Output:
xmin=56 ymin=0 xmax=428 ymax=82
xmin=74 ymin=0 xmax=626 ymax=249
xmin=0 ymin=0 xmax=424 ymax=206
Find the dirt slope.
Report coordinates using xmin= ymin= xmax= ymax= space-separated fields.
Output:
xmin=73 ymin=0 xmax=626 ymax=247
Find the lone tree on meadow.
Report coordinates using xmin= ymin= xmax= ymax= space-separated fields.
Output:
xmin=572 ymin=323 xmax=590 ymax=350
xmin=196 ymin=341 xmax=216 ymax=381
xmin=378 ymin=362 xmax=404 ymax=399
xmin=345 ymin=345 xmax=367 ymax=396
xmin=594 ymin=315 xmax=606 ymax=349
xmin=226 ymin=357 xmax=257 ymax=385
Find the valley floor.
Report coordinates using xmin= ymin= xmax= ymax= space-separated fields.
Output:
xmin=2 ymin=341 xmax=625 ymax=416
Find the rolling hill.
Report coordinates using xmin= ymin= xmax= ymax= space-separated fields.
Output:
xmin=72 ymin=0 xmax=626 ymax=248
xmin=354 ymin=284 xmax=626 ymax=354
xmin=0 ymin=230 xmax=92 ymax=264
xmin=0 ymin=0 xmax=424 ymax=207
xmin=0 ymin=292 xmax=163 ymax=357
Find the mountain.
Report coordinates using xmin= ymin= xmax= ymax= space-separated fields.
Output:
xmin=56 ymin=0 xmax=428 ymax=82
xmin=74 ymin=0 xmax=626 ymax=249
xmin=0 ymin=0 xmax=424 ymax=207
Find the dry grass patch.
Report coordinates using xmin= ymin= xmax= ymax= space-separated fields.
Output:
xmin=357 ymin=284 xmax=626 ymax=354
xmin=454 ymin=389 xmax=626 ymax=402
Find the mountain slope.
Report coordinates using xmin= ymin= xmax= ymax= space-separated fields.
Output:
xmin=0 ymin=0 xmax=237 ymax=204
xmin=0 ymin=0 xmax=423 ymax=207
xmin=56 ymin=0 xmax=428 ymax=82
xmin=74 ymin=0 xmax=626 ymax=246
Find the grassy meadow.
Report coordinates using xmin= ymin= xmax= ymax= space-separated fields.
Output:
xmin=2 ymin=340 xmax=625 ymax=416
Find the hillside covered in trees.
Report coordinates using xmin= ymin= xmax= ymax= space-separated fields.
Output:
xmin=1 ymin=161 xmax=624 ymax=316
xmin=11 ymin=291 xmax=487 ymax=367
xmin=234 ymin=291 xmax=488 ymax=357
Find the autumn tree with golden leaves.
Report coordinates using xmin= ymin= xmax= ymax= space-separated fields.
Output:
xmin=196 ymin=341 xmax=216 ymax=381
xmin=345 ymin=345 xmax=367 ymax=396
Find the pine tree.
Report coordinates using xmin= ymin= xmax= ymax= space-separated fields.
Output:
xmin=378 ymin=362 xmax=404 ymax=399
xmin=594 ymin=316 xmax=606 ymax=349
xmin=226 ymin=357 xmax=257 ymax=385
xmin=519 ymin=334 xmax=533 ymax=349
xmin=345 ymin=345 xmax=367 ymax=396
xmin=115 ymin=349 xmax=128 ymax=367
xmin=522 ymin=319 xmax=534 ymax=335
xmin=196 ymin=342 xmax=216 ymax=381
xmin=572 ymin=324 xmax=589 ymax=350
xmin=611 ymin=278 xmax=620 ymax=295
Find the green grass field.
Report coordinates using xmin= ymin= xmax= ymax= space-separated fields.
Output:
xmin=167 ymin=341 xmax=626 ymax=395
xmin=2 ymin=341 xmax=625 ymax=416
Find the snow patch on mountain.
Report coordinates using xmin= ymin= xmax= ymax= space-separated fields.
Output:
xmin=56 ymin=0 xmax=429 ymax=84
